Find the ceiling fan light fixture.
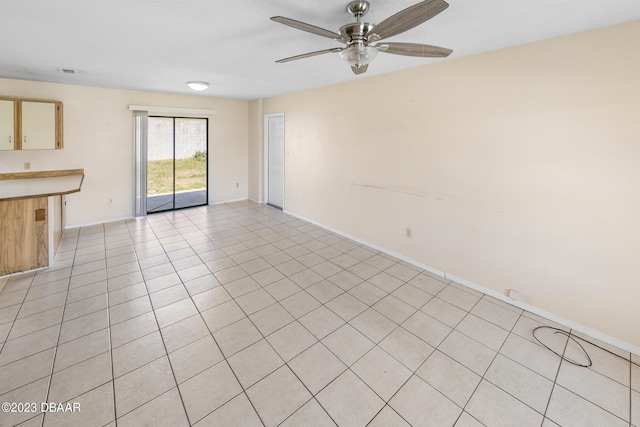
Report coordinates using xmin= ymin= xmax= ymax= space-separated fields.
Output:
xmin=187 ymin=81 xmax=209 ymax=91
xmin=339 ymin=44 xmax=378 ymax=67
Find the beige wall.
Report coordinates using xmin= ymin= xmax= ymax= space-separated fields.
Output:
xmin=248 ymin=99 xmax=263 ymax=202
xmin=261 ymin=21 xmax=640 ymax=348
xmin=0 ymin=79 xmax=249 ymax=227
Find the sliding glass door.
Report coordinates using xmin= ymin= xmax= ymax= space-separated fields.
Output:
xmin=146 ymin=117 xmax=208 ymax=213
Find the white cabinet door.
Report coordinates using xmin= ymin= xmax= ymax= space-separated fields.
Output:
xmin=0 ymin=100 xmax=14 ymax=151
xmin=22 ymin=101 xmax=56 ymax=150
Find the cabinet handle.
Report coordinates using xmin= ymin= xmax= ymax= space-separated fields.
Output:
xmin=8 ymin=136 xmax=11 ymax=144
xmin=23 ymin=136 xmax=27 ymax=144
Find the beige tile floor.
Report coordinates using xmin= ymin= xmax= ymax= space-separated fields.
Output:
xmin=0 ymin=200 xmax=637 ymax=427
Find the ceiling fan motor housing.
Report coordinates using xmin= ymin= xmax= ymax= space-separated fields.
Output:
xmin=339 ymin=22 xmax=375 ymax=42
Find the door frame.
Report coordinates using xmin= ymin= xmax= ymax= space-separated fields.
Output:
xmin=131 ymin=105 xmax=216 ymax=218
xmin=263 ymin=112 xmax=285 ymax=209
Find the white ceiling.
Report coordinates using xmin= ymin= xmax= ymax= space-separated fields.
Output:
xmin=1 ymin=0 xmax=639 ymax=100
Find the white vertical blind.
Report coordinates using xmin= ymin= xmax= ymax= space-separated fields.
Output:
xmin=133 ymin=111 xmax=148 ymax=217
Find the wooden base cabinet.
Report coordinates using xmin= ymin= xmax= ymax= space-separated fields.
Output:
xmin=0 ymin=195 xmax=64 ymax=276
xmin=0 ymin=197 xmax=49 ymax=275
xmin=0 ymin=170 xmax=81 ymax=276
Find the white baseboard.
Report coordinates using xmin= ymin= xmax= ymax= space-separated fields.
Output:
xmin=283 ymin=209 xmax=640 ymax=356
xmin=284 ymin=209 xmax=447 ymax=279
xmin=210 ymin=197 xmax=249 ymax=205
xmin=65 ymin=215 xmax=134 ymax=230
xmin=446 ymin=273 xmax=640 ymax=356
xmin=248 ymin=198 xmax=264 ymax=204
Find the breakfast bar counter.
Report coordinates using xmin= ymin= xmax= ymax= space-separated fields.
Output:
xmin=0 ymin=169 xmax=84 ymax=276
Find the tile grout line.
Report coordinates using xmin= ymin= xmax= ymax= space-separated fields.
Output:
xmin=0 ymin=273 xmax=35 ymax=358
xmin=194 ymin=205 xmax=346 ymax=425
xmin=103 ymin=223 xmax=121 ymax=427
xmin=218 ymin=210 xmax=442 ymax=425
xmin=435 ymin=287 xmax=488 ymax=423
xmin=550 ymin=328 xmax=632 ymax=425
xmin=5 ymin=207 xmax=255 ymax=424
xmin=540 ymin=321 xmax=572 ymax=425
xmin=453 ymin=296 xmax=526 ymax=424
xmin=117 ymin=215 xmax=194 ymax=425
xmin=39 ymin=226 xmax=82 ymax=427
xmin=224 ymin=211 xmax=347 ymax=427
xmin=298 ymin=260 xmax=467 ymax=425
xmin=143 ymin=210 xmax=267 ymax=427
xmin=186 ymin=208 xmax=284 ymax=427
xmin=169 ymin=209 xmax=264 ymax=425
xmin=257 ymin=255 xmax=432 ymax=425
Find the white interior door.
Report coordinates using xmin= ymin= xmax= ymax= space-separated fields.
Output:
xmin=266 ymin=114 xmax=284 ymax=209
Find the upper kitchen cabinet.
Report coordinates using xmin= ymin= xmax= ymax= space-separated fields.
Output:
xmin=0 ymin=99 xmax=16 ymax=151
xmin=21 ymin=101 xmax=63 ymax=150
xmin=0 ymin=97 xmax=63 ymax=150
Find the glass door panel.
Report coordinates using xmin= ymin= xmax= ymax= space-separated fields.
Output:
xmin=174 ymin=118 xmax=208 ymax=209
xmin=147 ymin=117 xmax=175 ymax=213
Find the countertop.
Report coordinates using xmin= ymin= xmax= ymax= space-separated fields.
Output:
xmin=0 ymin=169 xmax=84 ymax=201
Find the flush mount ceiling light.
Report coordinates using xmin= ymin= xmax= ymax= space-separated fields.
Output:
xmin=187 ymin=81 xmax=209 ymax=91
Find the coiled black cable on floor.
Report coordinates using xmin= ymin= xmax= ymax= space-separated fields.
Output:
xmin=532 ymin=326 xmax=593 ymax=368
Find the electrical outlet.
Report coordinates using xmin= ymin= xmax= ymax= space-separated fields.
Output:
xmin=405 ymin=227 xmax=412 ymax=238
xmin=508 ymin=289 xmax=520 ymax=301
xmin=24 ymin=162 xmax=31 ymax=170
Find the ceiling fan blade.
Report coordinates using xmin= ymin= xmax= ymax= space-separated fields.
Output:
xmin=351 ymin=64 xmax=369 ymax=75
xmin=276 ymin=47 xmax=343 ymax=63
xmin=370 ymin=0 xmax=449 ymax=41
xmin=378 ymin=42 xmax=452 ymax=57
xmin=271 ymin=16 xmax=345 ymax=42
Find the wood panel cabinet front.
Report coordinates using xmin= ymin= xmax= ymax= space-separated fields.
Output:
xmin=0 ymin=197 xmax=49 ymax=276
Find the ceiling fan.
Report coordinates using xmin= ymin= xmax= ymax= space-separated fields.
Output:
xmin=271 ymin=0 xmax=453 ymax=75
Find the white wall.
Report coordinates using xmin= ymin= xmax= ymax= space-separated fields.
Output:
xmin=259 ymin=21 xmax=640 ymax=348
xmin=0 ymin=79 xmax=249 ymax=226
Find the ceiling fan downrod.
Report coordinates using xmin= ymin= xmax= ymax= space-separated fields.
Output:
xmin=341 ymin=0 xmax=374 ymax=43
xmin=347 ymin=1 xmax=370 ymax=21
